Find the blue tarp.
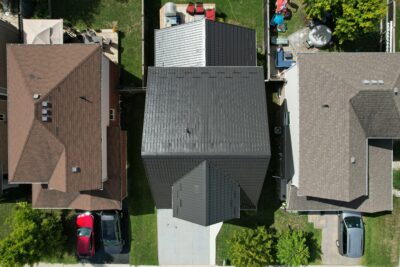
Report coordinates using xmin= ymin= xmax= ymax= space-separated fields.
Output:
xmin=275 ymin=49 xmax=295 ymax=68
xmin=270 ymin=14 xmax=284 ymax=27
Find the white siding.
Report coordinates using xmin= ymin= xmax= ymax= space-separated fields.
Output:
xmin=284 ymin=65 xmax=300 ymax=187
xmin=155 ymin=20 xmax=206 ymax=67
xmin=101 ymin=56 xmax=110 ymax=183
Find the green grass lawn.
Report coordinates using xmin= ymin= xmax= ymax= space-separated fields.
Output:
xmin=126 ymin=94 xmax=158 ymax=265
xmin=362 ymin=197 xmax=400 ymax=266
xmin=41 ymin=0 xmax=142 ymax=86
xmin=394 ymin=169 xmax=400 ymax=190
xmin=159 ymin=0 xmax=265 ymax=49
xmin=216 ymin=178 xmax=322 ymax=265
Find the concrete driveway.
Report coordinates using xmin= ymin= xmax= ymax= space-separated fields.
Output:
xmin=157 ymin=209 xmax=222 ymax=265
xmin=309 ymin=213 xmax=361 ymax=266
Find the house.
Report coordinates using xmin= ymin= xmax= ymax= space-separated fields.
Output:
xmin=7 ymin=44 xmax=127 ymax=210
xmin=283 ymin=53 xmax=398 ymax=213
xmin=23 ymin=19 xmax=63 ymax=44
xmin=155 ymin=19 xmax=256 ymax=67
xmin=142 ymin=67 xmax=270 ymax=226
xmin=0 ymin=20 xmax=19 ymax=194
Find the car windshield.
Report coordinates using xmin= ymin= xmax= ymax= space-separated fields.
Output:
xmin=102 ymin=219 xmax=117 ymax=244
xmin=344 ymin=216 xmax=362 ymax=228
xmin=77 ymin=227 xmax=92 ymax=237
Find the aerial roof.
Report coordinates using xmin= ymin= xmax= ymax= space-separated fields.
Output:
xmin=7 ymin=44 xmax=103 ymax=192
xmin=142 ymin=67 xmax=270 ymax=156
xmin=23 ymin=19 xmax=63 ymax=44
xmin=297 ymin=53 xmax=400 ymax=203
xmin=142 ymin=67 xmax=270 ymax=225
xmin=155 ymin=19 xmax=256 ymax=67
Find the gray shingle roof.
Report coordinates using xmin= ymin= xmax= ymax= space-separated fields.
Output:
xmin=288 ymin=139 xmax=392 ymax=213
xmin=172 ymin=160 xmax=240 ymax=226
xmin=297 ymin=53 xmax=400 ymax=203
xmin=155 ymin=19 xmax=256 ymax=67
xmin=142 ymin=67 xmax=270 ymax=225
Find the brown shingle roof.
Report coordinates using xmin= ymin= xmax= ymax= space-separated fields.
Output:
xmin=7 ymin=44 xmax=103 ymax=192
xmin=297 ymin=53 xmax=400 ymax=202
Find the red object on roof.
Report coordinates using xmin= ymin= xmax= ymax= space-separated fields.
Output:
xmin=206 ymin=9 xmax=216 ymax=21
xmin=187 ymin=2 xmax=195 ymax=15
xmin=196 ymin=2 xmax=205 ymax=14
xmin=276 ymin=0 xmax=287 ymax=13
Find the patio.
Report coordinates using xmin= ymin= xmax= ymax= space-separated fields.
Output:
xmin=159 ymin=2 xmax=215 ymax=29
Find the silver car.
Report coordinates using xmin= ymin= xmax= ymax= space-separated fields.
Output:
xmin=337 ymin=211 xmax=364 ymax=258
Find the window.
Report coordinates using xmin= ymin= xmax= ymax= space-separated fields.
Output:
xmin=110 ymin=109 xmax=116 ymax=121
xmin=342 ymin=223 xmax=347 ymax=254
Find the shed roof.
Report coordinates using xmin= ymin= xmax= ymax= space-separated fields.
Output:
xmin=155 ymin=19 xmax=256 ymax=67
xmin=23 ymin=19 xmax=63 ymax=44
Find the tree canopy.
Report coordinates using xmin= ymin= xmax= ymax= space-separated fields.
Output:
xmin=276 ymin=229 xmax=310 ymax=266
xmin=228 ymin=226 xmax=275 ymax=267
xmin=303 ymin=0 xmax=386 ymax=44
xmin=0 ymin=202 xmax=65 ymax=267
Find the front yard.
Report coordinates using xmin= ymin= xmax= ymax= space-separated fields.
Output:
xmin=362 ymin=197 xmax=400 ymax=266
xmin=216 ymin=178 xmax=322 ymax=265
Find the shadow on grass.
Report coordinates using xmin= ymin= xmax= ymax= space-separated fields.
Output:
xmin=50 ymin=0 xmax=101 ymax=27
xmin=124 ymin=93 xmax=155 ymax=216
xmin=307 ymin=231 xmax=322 ymax=263
xmin=336 ymin=31 xmax=381 ymax=52
xmin=0 ymin=185 xmax=31 ymax=204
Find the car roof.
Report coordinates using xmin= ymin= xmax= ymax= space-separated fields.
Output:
xmin=346 ymin=228 xmax=363 ymax=257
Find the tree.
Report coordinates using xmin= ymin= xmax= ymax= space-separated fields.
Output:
xmin=0 ymin=202 xmax=65 ymax=267
xmin=228 ymin=226 xmax=275 ymax=267
xmin=276 ymin=229 xmax=310 ymax=266
xmin=303 ymin=0 xmax=386 ymax=44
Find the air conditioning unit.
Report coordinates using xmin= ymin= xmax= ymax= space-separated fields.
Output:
xmin=42 ymin=101 xmax=51 ymax=107
xmin=72 ymin=167 xmax=81 ymax=173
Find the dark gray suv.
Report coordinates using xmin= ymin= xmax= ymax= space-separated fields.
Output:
xmin=100 ymin=211 xmax=124 ymax=254
xmin=337 ymin=211 xmax=364 ymax=258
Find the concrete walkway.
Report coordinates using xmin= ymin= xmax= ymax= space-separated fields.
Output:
xmin=157 ymin=209 xmax=222 ymax=265
xmin=309 ymin=214 xmax=361 ymax=266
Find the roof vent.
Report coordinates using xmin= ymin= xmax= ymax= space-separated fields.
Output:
xmin=42 ymin=101 xmax=51 ymax=107
xmin=0 ymin=114 xmax=6 ymax=122
xmin=362 ymin=80 xmax=370 ymax=85
xmin=41 ymin=116 xmax=51 ymax=122
xmin=72 ymin=167 xmax=81 ymax=173
xmin=186 ymin=128 xmax=191 ymax=134
xmin=351 ymin=157 xmax=356 ymax=164
xmin=394 ymin=87 xmax=399 ymax=95
xmin=33 ymin=94 xmax=41 ymax=100
xmin=371 ymin=80 xmax=378 ymax=85
xmin=42 ymin=109 xmax=51 ymax=115
xmin=322 ymin=104 xmax=330 ymax=108
xmin=378 ymin=80 xmax=384 ymax=85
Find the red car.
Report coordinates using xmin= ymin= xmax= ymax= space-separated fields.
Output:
xmin=76 ymin=212 xmax=95 ymax=258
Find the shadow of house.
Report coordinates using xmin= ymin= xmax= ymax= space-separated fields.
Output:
xmin=50 ymin=0 xmax=101 ymax=27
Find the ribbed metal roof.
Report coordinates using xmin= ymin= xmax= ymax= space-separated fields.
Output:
xmin=172 ymin=160 xmax=240 ymax=226
xmin=155 ymin=19 xmax=256 ymax=67
xmin=142 ymin=67 xmax=270 ymax=155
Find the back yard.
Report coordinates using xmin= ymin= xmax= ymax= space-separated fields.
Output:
xmin=36 ymin=0 xmax=142 ymax=86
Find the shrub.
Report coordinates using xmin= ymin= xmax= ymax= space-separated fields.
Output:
xmin=228 ymin=226 xmax=274 ymax=267
xmin=277 ymin=229 xmax=310 ymax=266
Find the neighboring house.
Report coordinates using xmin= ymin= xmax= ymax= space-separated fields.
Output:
xmin=142 ymin=67 xmax=270 ymax=226
xmin=23 ymin=19 xmax=63 ymax=44
xmin=155 ymin=19 xmax=256 ymax=67
xmin=284 ymin=53 xmax=398 ymax=213
xmin=7 ymin=44 xmax=127 ymax=210
xmin=0 ymin=19 xmax=19 ymax=194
